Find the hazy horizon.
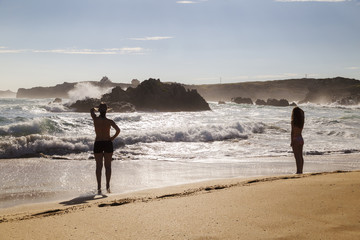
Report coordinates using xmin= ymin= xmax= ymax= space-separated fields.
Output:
xmin=1 ymin=0 xmax=360 ymax=92
xmin=3 ymin=75 xmax=360 ymax=94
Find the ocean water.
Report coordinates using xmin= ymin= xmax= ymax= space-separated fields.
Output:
xmin=1 ymin=98 xmax=360 ymax=208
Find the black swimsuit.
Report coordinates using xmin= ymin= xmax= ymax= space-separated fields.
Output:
xmin=93 ymin=141 xmax=113 ymax=153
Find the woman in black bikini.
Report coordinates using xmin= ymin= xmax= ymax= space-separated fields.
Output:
xmin=291 ymin=107 xmax=305 ymax=174
xmin=91 ymin=103 xmax=120 ymax=193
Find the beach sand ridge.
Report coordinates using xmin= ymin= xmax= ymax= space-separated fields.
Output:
xmin=1 ymin=170 xmax=359 ymax=240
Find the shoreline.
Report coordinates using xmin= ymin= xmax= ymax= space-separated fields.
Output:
xmin=1 ymin=153 xmax=360 ymax=210
xmin=1 ymin=170 xmax=359 ymax=239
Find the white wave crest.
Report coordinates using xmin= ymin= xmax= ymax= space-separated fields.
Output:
xmin=0 ymin=135 xmax=93 ymax=158
xmin=68 ymin=82 xmax=112 ymax=102
xmin=121 ymin=122 xmax=265 ymax=144
xmin=0 ymin=118 xmax=62 ymax=137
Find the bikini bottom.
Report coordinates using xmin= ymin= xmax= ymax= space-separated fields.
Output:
xmin=94 ymin=141 xmax=113 ymax=153
xmin=293 ymin=136 xmax=304 ymax=145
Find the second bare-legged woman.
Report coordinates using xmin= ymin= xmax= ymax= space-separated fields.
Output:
xmin=291 ymin=107 xmax=305 ymax=174
xmin=91 ymin=103 xmax=120 ymax=194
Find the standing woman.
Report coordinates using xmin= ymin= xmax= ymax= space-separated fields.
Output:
xmin=91 ymin=103 xmax=120 ymax=193
xmin=291 ymin=107 xmax=305 ymax=174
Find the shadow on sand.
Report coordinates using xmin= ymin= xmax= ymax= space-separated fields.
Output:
xmin=60 ymin=193 xmax=108 ymax=206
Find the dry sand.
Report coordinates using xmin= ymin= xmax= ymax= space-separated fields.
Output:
xmin=1 ymin=171 xmax=359 ymax=240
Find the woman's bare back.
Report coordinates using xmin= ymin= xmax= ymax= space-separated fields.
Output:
xmin=93 ymin=117 xmax=112 ymax=141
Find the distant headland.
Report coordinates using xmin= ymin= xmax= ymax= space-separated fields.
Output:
xmin=188 ymin=77 xmax=360 ymax=106
xmin=16 ymin=76 xmax=131 ymax=99
xmin=0 ymin=90 xmax=16 ymax=98
xmin=3 ymin=76 xmax=360 ymax=106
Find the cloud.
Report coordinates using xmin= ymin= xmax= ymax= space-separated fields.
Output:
xmin=33 ymin=49 xmax=117 ymax=55
xmin=346 ymin=66 xmax=360 ymax=70
xmin=0 ymin=47 xmax=27 ymax=53
xmin=275 ymin=0 xmax=350 ymax=2
xmin=0 ymin=49 xmax=26 ymax=53
xmin=130 ymin=36 xmax=174 ymax=41
xmin=176 ymin=1 xmax=198 ymax=3
xmin=0 ymin=47 xmax=146 ymax=55
xmin=176 ymin=0 xmax=208 ymax=4
xmin=115 ymin=47 xmax=146 ymax=54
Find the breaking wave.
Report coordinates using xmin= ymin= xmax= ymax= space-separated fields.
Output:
xmin=0 ymin=121 xmax=265 ymax=158
xmin=0 ymin=118 xmax=63 ymax=137
xmin=0 ymin=135 xmax=93 ymax=158
xmin=122 ymin=122 xmax=264 ymax=144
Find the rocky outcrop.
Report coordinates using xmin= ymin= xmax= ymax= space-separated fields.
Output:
xmin=68 ymin=98 xmax=136 ymax=113
xmin=69 ymin=79 xmax=210 ymax=112
xmin=335 ymin=95 xmax=360 ymax=105
xmin=231 ymin=97 xmax=253 ymax=105
xmin=231 ymin=96 xmax=298 ymax=107
xmin=68 ymin=98 xmax=101 ymax=112
xmin=266 ymin=99 xmax=290 ymax=107
xmin=53 ymin=98 xmax=62 ymax=103
xmin=255 ymin=99 xmax=267 ymax=106
xmin=254 ymin=98 xmax=296 ymax=107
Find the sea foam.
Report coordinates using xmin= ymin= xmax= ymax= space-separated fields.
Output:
xmin=1 ymin=99 xmax=359 ymax=160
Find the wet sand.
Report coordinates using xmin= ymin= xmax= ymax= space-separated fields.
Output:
xmin=1 ymin=170 xmax=359 ymax=240
xmin=2 ymin=153 xmax=360 ymax=209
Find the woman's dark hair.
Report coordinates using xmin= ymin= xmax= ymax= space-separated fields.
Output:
xmin=291 ymin=107 xmax=304 ymax=129
xmin=99 ymin=111 xmax=106 ymax=118
xmin=98 ymin=103 xmax=108 ymax=118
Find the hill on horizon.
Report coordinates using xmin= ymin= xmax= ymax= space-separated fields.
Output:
xmin=16 ymin=76 xmax=132 ymax=99
xmin=0 ymin=90 xmax=16 ymax=98
xmin=187 ymin=76 xmax=360 ymax=104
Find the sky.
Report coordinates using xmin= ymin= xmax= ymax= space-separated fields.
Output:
xmin=0 ymin=0 xmax=360 ymax=91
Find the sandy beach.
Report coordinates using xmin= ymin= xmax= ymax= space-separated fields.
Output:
xmin=1 ymin=170 xmax=359 ymax=240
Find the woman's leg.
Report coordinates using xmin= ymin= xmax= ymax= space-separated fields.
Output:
xmin=104 ymin=152 xmax=113 ymax=192
xmin=95 ymin=153 xmax=104 ymax=192
xmin=292 ymin=144 xmax=304 ymax=174
xmin=298 ymin=144 xmax=304 ymax=173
